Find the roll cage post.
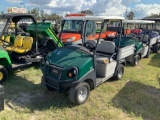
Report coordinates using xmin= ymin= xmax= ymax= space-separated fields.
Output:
xmin=0 ymin=19 xmax=10 ymax=40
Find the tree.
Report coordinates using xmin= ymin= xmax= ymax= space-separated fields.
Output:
xmin=40 ymin=9 xmax=45 ymax=20
xmin=28 ymin=7 xmax=40 ymax=20
xmin=127 ymin=11 xmax=135 ymax=20
xmin=28 ymin=7 xmax=63 ymax=23
xmin=144 ymin=13 xmax=160 ymax=18
xmin=1 ymin=11 xmax=4 ymax=15
xmin=81 ymin=10 xmax=93 ymax=15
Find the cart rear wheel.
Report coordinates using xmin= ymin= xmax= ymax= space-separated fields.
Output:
xmin=69 ymin=82 xmax=90 ymax=105
xmin=153 ymin=44 xmax=159 ymax=53
xmin=0 ymin=65 xmax=8 ymax=84
xmin=113 ymin=64 xmax=124 ymax=80
xmin=131 ymin=55 xmax=140 ymax=66
xmin=145 ymin=48 xmax=150 ymax=58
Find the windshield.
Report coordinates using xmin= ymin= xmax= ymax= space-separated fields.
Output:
xmin=63 ymin=20 xmax=82 ymax=33
xmin=0 ymin=19 xmax=7 ymax=34
xmin=124 ymin=23 xmax=152 ymax=30
xmin=156 ymin=21 xmax=160 ymax=29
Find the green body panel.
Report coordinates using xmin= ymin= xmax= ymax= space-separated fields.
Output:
xmin=9 ymin=34 xmax=15 ymax=43
xmin=27 ymin=22 xmax=63 ymax=47
xmin=0 ymin=47 xmax=12 ymax=68
xmin=114 ymin=37 xmax=143 ymax=53
xmin=47 ymin=47 xmax=93 ymax=80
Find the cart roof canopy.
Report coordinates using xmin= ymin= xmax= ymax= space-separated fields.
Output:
xmin=0 ymin=13 xmax=36 ymax=23
xmin=124 ymin=20 xmax=155 ymax=24
xmin=63 ymin=16 xmax=125 ymax=21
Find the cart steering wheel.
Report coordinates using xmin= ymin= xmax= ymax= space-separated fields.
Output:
xmin=84 ymin=41 xmax=96 ymax=51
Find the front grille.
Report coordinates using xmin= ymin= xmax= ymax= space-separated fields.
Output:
xmin=45 ymin=64 xmax=61 ymax=80
xmin=50 ymin=67 xmax=60 ymax=79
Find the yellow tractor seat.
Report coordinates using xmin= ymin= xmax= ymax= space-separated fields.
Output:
xmin=10 ymin=22 xmax=15 ymax=29
xmin=6 ymin=35 xmax=23 ymax=51
xmin=1 ymin=36 xmax=4 ymax=40
xmin=13 ymin=36 xmax=33 ymax=53
xmin=5 ymin=36 xmax=10 ymax=43
xmin=0 ymin=36 xmax=10 ymax=46
xmin=0 ymin=36 xmax=5 ymax=45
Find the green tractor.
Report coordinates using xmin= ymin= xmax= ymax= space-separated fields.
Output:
xmin=0 ymin=13 xmax=63 ymax=84
xmin=41 ymin=16 xmax=137 ymax=105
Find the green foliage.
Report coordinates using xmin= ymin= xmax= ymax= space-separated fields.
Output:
xmin=27 ymin=7 xmax=62 ymax=23
xmin=126 ymin=11 xmax=135 ymax=20
xmin=81 ymin=10 xmax=93 ymax=15
xmin=145 ymin=13 xmax=160 ymax=18
xmin=0 ymin=11 xmax=4 ymax=15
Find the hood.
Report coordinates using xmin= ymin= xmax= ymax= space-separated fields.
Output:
xmin=95 ymin=32 xmax=106 ymax=39
xmin=59 ymin=33 xmax=81 ymax=42
xmin=47 ymin=46 xmax=92 ymax=69
xmin=95 ymin=31 xmax=116 ymax=39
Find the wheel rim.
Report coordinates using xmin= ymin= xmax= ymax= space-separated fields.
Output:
xmin=135 ymin=57 xmax=139 ymax=65
xmin=118 ymin=68 xmax=123 ymax=78
xmin=78 ymin=86 xmax=88 ymax=102
xmin=0 ymin=71 xmax=3 ymax=81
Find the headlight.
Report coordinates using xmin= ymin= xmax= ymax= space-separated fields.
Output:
xmin=108 ymin=33 xmax=115 ymax=37
xmin=67 ymin=68 xmax=78 ymax=78
xmin=67 ymin=37 xmax=76 ymax=42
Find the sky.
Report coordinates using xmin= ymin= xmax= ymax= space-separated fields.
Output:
xmin=1 ymin=0 xmax=160 ymax=19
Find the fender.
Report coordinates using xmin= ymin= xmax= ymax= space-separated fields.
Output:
xmin=0 ymin=49 xmax=12 ymax=69
xmin=119 ymin=59 xmax=126 ymax=66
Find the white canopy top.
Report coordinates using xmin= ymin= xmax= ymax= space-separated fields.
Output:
xmin=123 ymin=20 xmax=155 ymax=24
xmin=63 ymin=16 xmax=124 ymax=21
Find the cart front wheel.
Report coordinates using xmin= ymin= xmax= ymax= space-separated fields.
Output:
xmin=113 ymin=64 xmax=124 ymax=80
xmin=69 ymin=82 xmax=90 ymax=105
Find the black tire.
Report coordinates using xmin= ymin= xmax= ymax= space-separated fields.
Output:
xmin=131 ymin=55 xmax=140 ymax=66
xmin=0 ymin=65 xmax=8 ymax=84
xmin=152 ymin=44 xmax=159 ymax=53
xmin=113 ymin=64 xmax=124 ymax=80
xmin=145 ymin=48 xmax=150 ymax=58
xmin=69 ymin=82 xmax=90 ymax=105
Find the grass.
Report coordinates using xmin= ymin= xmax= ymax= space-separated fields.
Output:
xmin=0 ymin=52 xmax=160 ymax=120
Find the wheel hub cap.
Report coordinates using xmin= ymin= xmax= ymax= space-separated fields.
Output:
xmin=0 ymin=72 xmax=3 ymax=81
xmin=118 ymin=68 xmax=123 ymax=78
xmin=78 ymin=87 xmax=88 ymax=102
